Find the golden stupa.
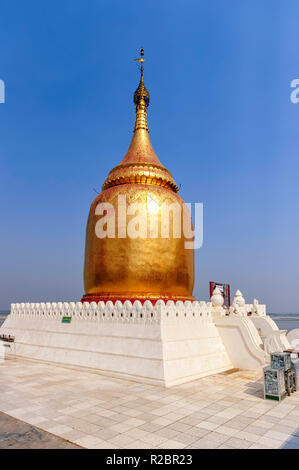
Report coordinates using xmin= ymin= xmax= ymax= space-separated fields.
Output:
xmin=82 ymin=50 xmax=194 ymax=303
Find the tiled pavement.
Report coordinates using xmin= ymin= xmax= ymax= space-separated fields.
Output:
xmin=0 ymin=359 xmax=299 ymax=449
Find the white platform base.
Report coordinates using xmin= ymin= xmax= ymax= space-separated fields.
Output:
xmin=0 ymin=300 xmax=233 ymax=387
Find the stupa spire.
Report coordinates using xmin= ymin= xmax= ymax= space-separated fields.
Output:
xmin=102 ymin=49 xmax=178 ymax=193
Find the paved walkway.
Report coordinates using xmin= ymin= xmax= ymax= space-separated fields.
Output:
xmin=0 ymin=358 xmax=299 ymax=449
xmin=0 ymin=411 xmax=80 ymax=448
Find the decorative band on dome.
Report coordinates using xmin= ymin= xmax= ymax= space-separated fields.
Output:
xmin=102 ymin=162 xmax=179 ymax=192
xmin=102 ymin=174 xmax=178 ymax=192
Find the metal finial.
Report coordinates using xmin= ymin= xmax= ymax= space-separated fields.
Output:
xmin=134 ymin=48 xmax=145 ymax=75
xmin=133 ymin=48 xmax=150 ymax=108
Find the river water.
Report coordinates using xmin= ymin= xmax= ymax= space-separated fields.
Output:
xmin=269 ymin=314 xmax=299 ymax=333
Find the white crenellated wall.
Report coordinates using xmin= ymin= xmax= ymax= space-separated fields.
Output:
xmin=0 ymin=299 xmax=232 ymax=387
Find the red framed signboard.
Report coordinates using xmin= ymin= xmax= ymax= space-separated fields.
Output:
xmin=209 ymin=281 xmax=231 ymax=307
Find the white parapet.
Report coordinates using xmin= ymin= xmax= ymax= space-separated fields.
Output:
xmin=287 ymin=329 xmax=299 ymax=350
xmin=250 ymin=315 xmax=290 ymax=353
xmin=0 ymin=341 xmax=5 ymax=362
xmin=0 ymin=300 xmax=233 ymax=387
xmin=213 ymin=313 xmax=267 ymax=369
xmin=209 ymin=289 xmax=289 ymax=365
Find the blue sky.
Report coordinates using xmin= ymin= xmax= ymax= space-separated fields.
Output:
xmin=0 ymin=0 xmax=298 ymax=312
